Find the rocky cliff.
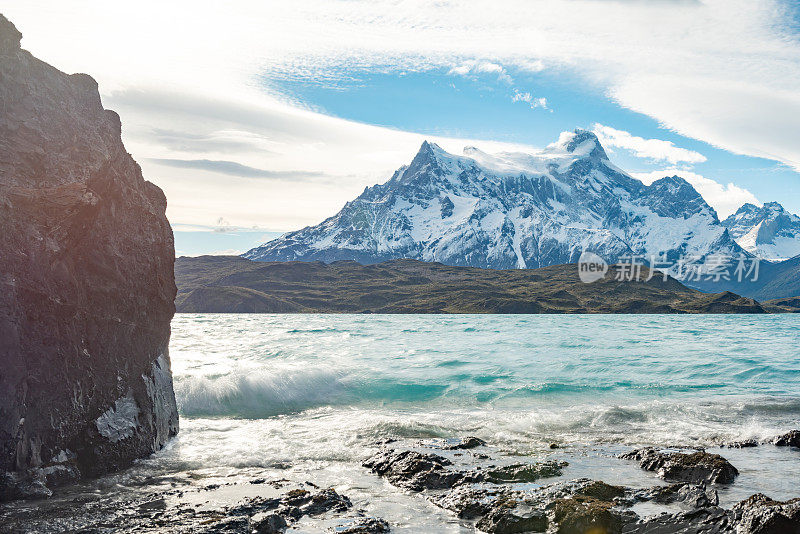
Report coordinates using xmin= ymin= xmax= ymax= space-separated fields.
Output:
xmin=0 ymin=15 xmax=178 ymax=499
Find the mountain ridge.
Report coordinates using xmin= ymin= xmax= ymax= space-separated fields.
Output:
xmin=245 ymin=129 xmax=746 ymax=277
xmin=722 ymin=201 xmax=800 ymax=261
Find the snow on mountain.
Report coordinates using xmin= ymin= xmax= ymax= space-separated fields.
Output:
xmin=244 ymin=129 xmax=746 ymax=272
xmin=722 ymin=202 xmax=800 ymax=261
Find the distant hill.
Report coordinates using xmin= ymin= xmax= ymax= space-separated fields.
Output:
xmin=686 ymin=254 xmax=800 ymax=301
xmin=175 ymin=256 xmax=767 ymax=314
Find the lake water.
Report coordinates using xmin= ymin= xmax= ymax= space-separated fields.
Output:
xmin=171 ymin=314 xmax=800 ymax=445
xmin=6 ymin=314 xmax=800 ymax=532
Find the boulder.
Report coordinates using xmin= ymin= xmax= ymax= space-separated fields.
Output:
xmin=484 ymin=460 xmax=568 ymax=484
xmin=0 ymin=14 xmax=178 ymax=497
xmin=552 ymin=497 xmax=625 ymax=534
xmin=773 ymin=431 xmax=800 ymax=448
xmin=442 ymin=436 xmax=486 ymax=450
xmin=363 ymin=449 xmax=475 ymax=491
xmin=732 ymin=494 xmax=800 ymax=534
xmin=621 ymin=448 xmax=738 ymax=484
xmin=476 ymin=505 xmax=548 ymax=533
xmin=336 ymin=516 xmax=391 ymax=533
xmin=251 ymin=512 xmax=287 ymax=534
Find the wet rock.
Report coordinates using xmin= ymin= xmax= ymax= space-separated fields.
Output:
xmin=476 ymin=504 xmax=548 ymax=533
xmin=363 ymin=449 xmax=474 ymax=491
xmin=732 ymin=493 xmax=800 ymax=534
xmin=624 ymin=506 xmax=733 ymax=533
xmin=725 ymin=438 xmax=759 ymax=448
xmin=279 ymin=505 xmax=303 ymax=521
xmin=576 ymin=480 xmax=626 ymax=502
xmin=552 ymin=496 xmax=630 ymax=534
xmin=443 ymin=437 xmax=487 ymax=450
xmin=431 ymin=486 xmax=512 ymax=519
xmin=38 ymin=463 xmax=81 ymax=488
xmin=0 ymin=471 xmax=52 ymax=500
xmin=251 ymin=512 xmax=287 ymax=533
xmin=484 ymin=460 xmax=568 ymax=484
xmin=637 ymin=483 xmax=719 ymax=508
xmin=299 ymin=488 xmax=352 ymax=515
xmin=336 ymin=516 xmax=391 ymax=533
xmin=621 ymin=448 xmax=738 ymax=484
xmin=225 ymin=496 xmax=280 ymax=516
xmin=773 ymin=430 xmax=800 ymax=448
xmin=282 ymin=488 xmax=311 ymax=507
xmin=138 ymin=498 xmax=167 ymax=511
xmin=198 ymin=515 xmax=251 ymax=533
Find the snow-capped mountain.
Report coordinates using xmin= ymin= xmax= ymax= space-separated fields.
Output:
xmin=244 ymin=129 xmax=745 ymax=271
xmin=722 ymin=202 xmax=800 ymax=262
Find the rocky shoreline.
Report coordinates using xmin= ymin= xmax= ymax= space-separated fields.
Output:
xmin=1 ymin=432 xmax=798 ymax=533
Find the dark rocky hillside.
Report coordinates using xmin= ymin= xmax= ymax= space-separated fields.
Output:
xmin=176 ymin=256 xmax=766 ymax=314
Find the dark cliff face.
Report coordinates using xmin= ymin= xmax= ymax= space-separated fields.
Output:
xmin=0 ymin=15 xmax=178 ymax=495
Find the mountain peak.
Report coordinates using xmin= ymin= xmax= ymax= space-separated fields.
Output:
xmin=651 ymin=175 xmax=693 ymax=189
xmin=763 ymin=201 xmax=786 ymax=212
xmin=417 ymin=140 xmax=444 ymax=153
xmin=245 ymin=126 xmax=744 ymax=274
xmin=723 ymin=201 xmax=800 ymax=261
xmin=412 ymin=140 xmax=447 ymax=162
xmin=735 ymin=203 xmax=760 ymax=214
xmin=403 ymin=140 xmax=450 ymax=179
xmin=553 ymin=129 xmax=608 ymax=160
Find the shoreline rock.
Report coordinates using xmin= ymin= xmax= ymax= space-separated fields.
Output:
xmin=361 ymin=439 xmax=797 ymax=534
xmin=773 ymin=430 xmax=800 ymax=448
xmin=1 ymin=436 xmax=799 ymax=532
xmin=0 ymin=14 xmax=178 ymax=499
xmin=620 ymin=448 xmax=739 ymax=484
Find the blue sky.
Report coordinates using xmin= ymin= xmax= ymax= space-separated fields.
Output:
xmin=267 ymin=64 xmax=799 ymax=205
xmin=6 ymin=1 xmax=800 ymax=257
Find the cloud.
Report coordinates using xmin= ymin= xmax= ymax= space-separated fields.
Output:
xmin=150 ymin=128 xmax=273 ymax=154
xmin=7 ymin=0 xmax=797 ymax=173
xmin=512 ymin=90 xmax=549 ymax=110
xmin=149 ymin=158 xmax=338 ymax=181
xmin=592 ymin=124 xmax=706 ymax=165
xmin=5 ymin=0 xmax=798 ymax=231
xmin=448 ymin=60 xmax=514 ymax=84
xmin=630 ymin=169 xmax=760 ymax=219
xmin=213 ymin=217 xmax=238 ymax=233
xmin=107 ymin=88 xmax=538 ymax=230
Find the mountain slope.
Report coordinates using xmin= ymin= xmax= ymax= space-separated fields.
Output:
xmin=245 ymin=130 xmax=745 ymax=276
xmin=176 ymin=256 xmax=765 ymax=314
xmin=722 ymin=202 xmax=800 ymax=261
